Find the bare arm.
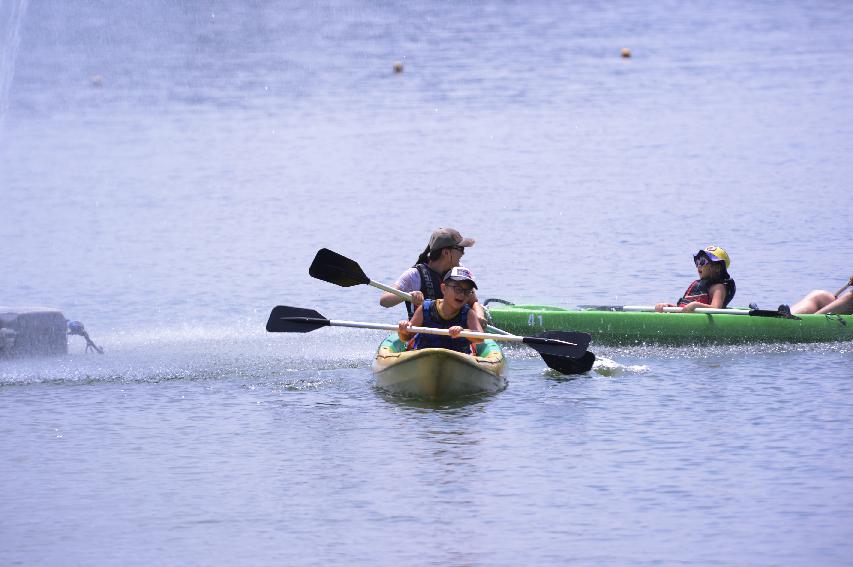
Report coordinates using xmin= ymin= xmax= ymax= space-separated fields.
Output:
xmin=681 ymin=283 xmax=726 ymax=312
xmin=381 ymin=291 xmax=403 ymax=307
xmin=466 ymin=307 xmax=484 ymax=343
xmin=448 ymin=307 xmax=485 ymax=343
xmin=381 ymin=289 xmax=424 ymax=308
xmin=471 ymin=301 xmax=485 ymax=326
xmin=397 ymin=306 xmax=424 ymax=341
xmin=380 ymin=269 xmax=422 ymax=308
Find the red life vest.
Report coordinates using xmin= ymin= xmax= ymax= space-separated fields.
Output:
xmin=677 ymin=278 xmax=736 ymax=307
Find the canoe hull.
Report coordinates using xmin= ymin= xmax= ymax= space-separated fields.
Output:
xmin=372 ymin=335 xmax=506 ymax=399
xmin=487 ymin=305 xmax=853 ymax=345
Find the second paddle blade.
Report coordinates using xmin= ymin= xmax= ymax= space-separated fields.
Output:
xmin=266 ymin=305 xmax=330 ymax=333
xmin=521 ymin=330 xmax=592 ymax=358
xmin=309 ymin=248 xmax=371 ymax=287
xmin=539 ymin=330 xmax=592 ymax=351
xmin=542 ymin=351 xmax=596 ymax=375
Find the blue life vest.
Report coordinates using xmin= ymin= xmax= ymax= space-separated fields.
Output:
xmin=411 ymin=300 xmax=472 ymax=353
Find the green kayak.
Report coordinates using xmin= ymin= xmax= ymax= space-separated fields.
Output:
xmin=485 ymin=303 xmax=853 ymax=345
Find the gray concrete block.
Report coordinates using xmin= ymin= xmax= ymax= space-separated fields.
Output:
xmin=0 ymin=307 xmax=68 ymax=358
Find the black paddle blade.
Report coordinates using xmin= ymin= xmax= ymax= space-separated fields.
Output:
xmin=266 ymin=305 xmax=331 ymax=333
xmin=541 ymin=351 xmax=596 ymax=375
xmin=748 ymin=306 xmax=801 ymax=320
xmin=521 ymin=331 xmax=592 ymax=359
xmin=309 ymin=248 xmax=371 ymax=287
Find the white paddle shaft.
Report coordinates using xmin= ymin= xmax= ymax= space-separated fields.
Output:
xmin=327 ymin=319 xmax=574 ymax=345
xmin=369 ymin=280 xmax=412 ymax=299
xmin=622 ymin=305 xmax=751 ymax=315
xmin=834 ymin=275 xmax=853 ymax=298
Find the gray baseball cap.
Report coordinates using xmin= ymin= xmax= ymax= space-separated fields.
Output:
xmin=428 ymin=228 xmax=475 ymax=251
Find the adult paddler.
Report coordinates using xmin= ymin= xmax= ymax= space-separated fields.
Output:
xmin=379 ymin=227 xmax=485 ymax=323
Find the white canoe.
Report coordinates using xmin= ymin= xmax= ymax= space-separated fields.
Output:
xmin=372 ymin=334 xmax=507 ymax=400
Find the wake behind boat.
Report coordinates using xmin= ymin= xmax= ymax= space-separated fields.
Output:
xmin=372 ymin=334 xmax=506 ymax=400
xmin=485 ymin=303 xmax=853 ymax=345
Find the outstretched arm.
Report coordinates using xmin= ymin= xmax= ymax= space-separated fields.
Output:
xmin=380 ymin=269 xmax=422 ymax=308
xmin=381 ymin=289 xmax=424 ymax=307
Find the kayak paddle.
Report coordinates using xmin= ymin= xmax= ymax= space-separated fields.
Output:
xmin=310 ymin=248 xmax=521 ymax=333
xmin=540 ymin=349 xmax=596 ymax=375
xmin=309 ymin=248 xmax=406 ymax=298
xmin=266 ymin=305 xmax=593 ymax=374
xmin=577 ymin=305 xmax=799 ymax=318
xmin=834 ymin=273 xmax=853 ymax=298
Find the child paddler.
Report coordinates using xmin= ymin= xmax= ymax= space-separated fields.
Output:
xmin=655 ymin=245 xmax=736 ymax=313
xmin=397 ymin=267 xmax=484 ymax=354
xmin=380 ymin=227 xmax=484 ymax=323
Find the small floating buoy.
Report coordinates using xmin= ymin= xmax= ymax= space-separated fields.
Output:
xmin=621 ymin=48 xmax=631 ymax=58
xmin=90 ymin=74 xmax=103 ymax=87
xmin=393 ymin=61 xmax=403 ymax=73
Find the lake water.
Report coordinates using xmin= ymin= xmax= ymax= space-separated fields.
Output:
xmin=1 ymin=1 xmax=852 ymax=565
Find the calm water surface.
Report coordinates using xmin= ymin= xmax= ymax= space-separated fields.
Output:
xmin=1 ymin=1 xmax=852 ymax=565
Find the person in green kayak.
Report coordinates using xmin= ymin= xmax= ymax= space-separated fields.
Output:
xmin=655 ymin=245 xmax=736 ymax=313
xmin=788 ymin=273 xmax=853 ymax=314
xmin=380 ymin=227 xmax=485 ymax=322
xmin=397 ymin=267 xmax=484 ymax=353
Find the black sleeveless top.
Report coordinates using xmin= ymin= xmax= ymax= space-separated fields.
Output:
xmin=404 ymin=263 xmax=445 ymax=317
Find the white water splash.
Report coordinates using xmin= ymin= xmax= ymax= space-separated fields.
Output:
xmin=0 ymin=323 xmax=386 ymax=387
xmin=592 ymin=355 xmax=650 ymax=376
xmin=0 ymin=0 xmax=29 ymax=129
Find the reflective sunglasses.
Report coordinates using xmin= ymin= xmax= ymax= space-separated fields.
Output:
xmin=694 ymin=255 xmax=713 ymax=267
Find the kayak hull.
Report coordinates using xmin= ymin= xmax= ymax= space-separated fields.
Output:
xmin=372 ymin=334 xmax=507 ymax=399
xmin=486 ymin=305 xmax=853 ymax=345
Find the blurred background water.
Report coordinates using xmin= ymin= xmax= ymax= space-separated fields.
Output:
xmin=1 ymin=1 xmax=851 ymax=565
